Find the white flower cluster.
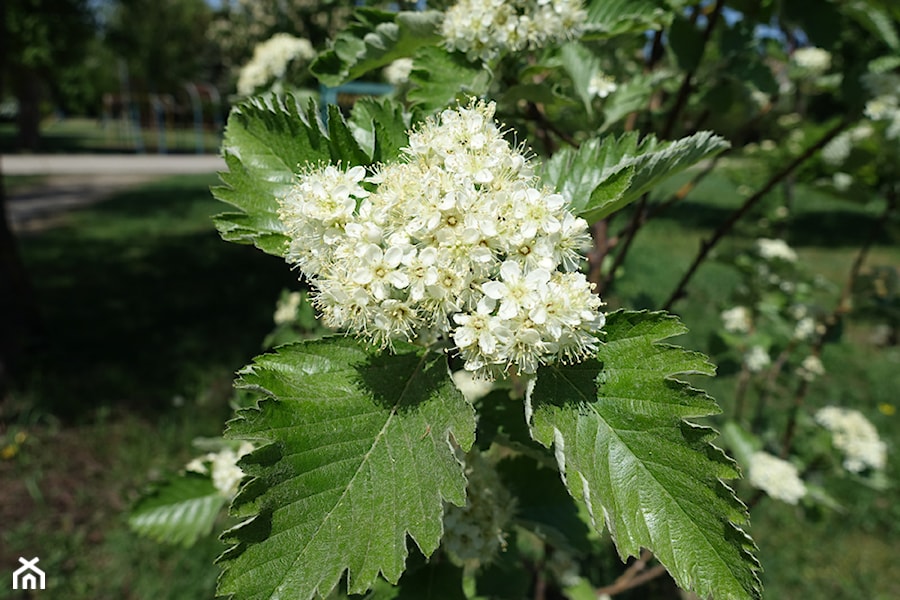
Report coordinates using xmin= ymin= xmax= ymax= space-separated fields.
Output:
xmin=862 ymin=72 xmax=900 ymax=141
xmin=796 ymin=354 xmax=825 ymax=382
xmin=748 ymin=451 xmax=807 ymax=504
xmin=744 ymin=345 xmax=770 ymax=373
xmin=721 ymin=306 xmax=752 ymax=334
xmin=756 ymin=238 xmax=797 ymax=262
xmin=791 ymin=46 xmax=831 ymax=75
xmin=793 ymin=316 xmax=816 ymax=340
xmin=822 ymin=124 xmax=874 ymax=166
xmin=588 ymin=71 xmax=617 ymax=99
xmin=186 ymin=442 xmax=254 ymax=498
xmin=441 ymin=0 xmax=586 ymax=63
xmin=278 ymin=100 xmax=604 ymax=379
xmin=442 ymin=451 xmax=514 ymax=566
xmin=237 ymin=33 xmax=315 ymax=96
xmin=815 ymin=407 xmax=887 ymax=472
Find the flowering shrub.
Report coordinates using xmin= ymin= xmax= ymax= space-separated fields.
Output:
xmin=127 ymin=1 xmax=899 ymax=598
xmin=236 ymin=33 xmax=316 ymax=96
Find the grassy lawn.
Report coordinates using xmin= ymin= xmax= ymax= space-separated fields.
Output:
xmin=1 ymin=166 xmax=897 ymax=598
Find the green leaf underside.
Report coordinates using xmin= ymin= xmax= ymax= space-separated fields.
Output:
xmin=311 ymin=9 xmax=443 ymax=87
xmin=542 ymin=131 xmax=729 ymax=222
xmin=129 ymin=475 xmax=226 ymax=547
xmin=528 ymin=310 xmax=761 ymax=600
xmin=217 ymin=337 xmax=476 ymax=600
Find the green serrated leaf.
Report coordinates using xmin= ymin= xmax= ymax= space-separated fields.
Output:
xmin=213 ymin=94 xmax=391 ymax=257
xmin=129 ymin=474 xmax=227 ymax=547
xmin=312 ymin=9 xmax=443 ymax=87
xmin=582 ymin=164 xmax=636 ymax=222
xmin=328 ymin=103 xmax=370 ymax=166
xmin=217 ymin=337 xmax=476 ymax=600
xmin=541 ymin=132 xmax=649 ymax=215
xmin=211 ymin=94 xmax=332 ymax=257
xmin=599 ymin=71 xmax=666 ymax=131
xmin=349 ymin=97 xmax=413 ymax=163
xmin=542 ymin=131 xmax=728 ymax=222
xmin=528 ymin=310 xmax=762 ymax=600
xmin=408 ymin=46 xmax=492 ymax=112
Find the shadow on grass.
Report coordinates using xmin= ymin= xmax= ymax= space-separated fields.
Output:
xmin=16 ymin=176 xmax=297 ymax=419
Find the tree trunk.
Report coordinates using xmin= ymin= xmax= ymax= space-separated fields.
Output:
xmin=14 ymin=68 xmax=43 ymax=151
xmin=0 ymin=164 xmax=44 ymax=396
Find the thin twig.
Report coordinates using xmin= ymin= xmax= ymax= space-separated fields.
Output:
xmin=596 ymin=549 xmax=668 ymax=596
xmin=662 ymin=119 xmax=850 ymax=311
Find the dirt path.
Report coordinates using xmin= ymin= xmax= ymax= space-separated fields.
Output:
xmin=3 ymin=154 xmax=226 ymax=233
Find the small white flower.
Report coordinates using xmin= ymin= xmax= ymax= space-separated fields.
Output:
xmin=796 ymin=354 xmax=825 ymax=382
xmin=384 ymin=58 xmax=414 ymax=85
xmin=442 ymin=0 xmax=586 ymax=63
xmin=792 ymin=47 xmax=831 ymax=75
xmin=587 ymin=71 xmax=617 ymax=99
xmin=793 ymin=317 xmax=816 ymax=341
xmin=744 ymin=346 xmax=770 ymax=373
xmin=816 ymin=407 xmax=887 ymax=472
xmin=186 ymin=442 xmax=255 ymax=498
xmin=274 ymin=291 xmax=302 ymax=325
xmin=237 ymin=33 xmax=315 ymax=96
xmin=756 ymin=238 xmax=797 ymax=262
xmin=748 ymin=451 xmax=807 ymax=504
xmin=721 ymin=306 xmax=752 ymax=334
xmin=832 ymin=172 xmax=853 ymax=191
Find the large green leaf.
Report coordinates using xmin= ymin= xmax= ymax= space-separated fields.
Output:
xmin=311 ymin=9 xmax=443 ymax=87
xmin=528 ymin=310 xmax=761 ymax=600
xmin=541 ymin=131 xmax=729 ymax=222
xmin=349 ymin=97 xmax=414 ymax=163
xmin=129 ymin=474 xmax=227 ymax=547
xmin=217 ymin=338 xmax=476 ymax=600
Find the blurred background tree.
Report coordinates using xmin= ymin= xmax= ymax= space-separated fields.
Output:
xmin=2 ymin=0 xmax=94 ymax=149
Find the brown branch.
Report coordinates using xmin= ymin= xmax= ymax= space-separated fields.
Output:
xmin=780 ymin=187 xmax=897 ymax=456
xmin=596 ymin=549 xmax=668 ymax=596
xmin=662 ymin=119 xmax=850 ymax=311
